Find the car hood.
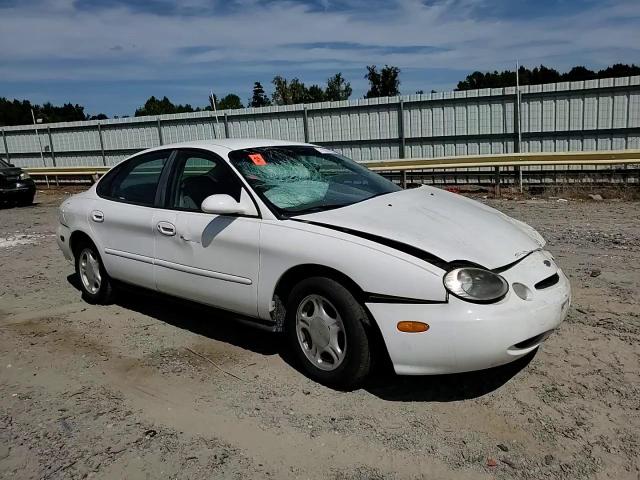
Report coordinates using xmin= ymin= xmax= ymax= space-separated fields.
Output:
xmin=295 ymin=186 xmax=544 ymax=270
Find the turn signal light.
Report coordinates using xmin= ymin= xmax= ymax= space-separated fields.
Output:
xmin=397 ymin=321 xmax=429 ymax=333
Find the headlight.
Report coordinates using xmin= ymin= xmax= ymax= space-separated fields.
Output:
xmin=443 ymin=267 xmax=509 ymax=303
xmin=19 ymin=172 xmax=31 ymax=180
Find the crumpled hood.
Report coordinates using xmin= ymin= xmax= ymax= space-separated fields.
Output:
xmin=296 ymin=186 xmax=544 ymax=270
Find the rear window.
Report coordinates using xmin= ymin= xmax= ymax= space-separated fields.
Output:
xmin=97 ymin=151 xmax=170 ymax=206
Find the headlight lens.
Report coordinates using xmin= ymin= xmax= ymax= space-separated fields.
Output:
xmin=19 ymin=172 xmax=31 ymax=180
xmin=443 ymin=267 xmax=509 ymax=303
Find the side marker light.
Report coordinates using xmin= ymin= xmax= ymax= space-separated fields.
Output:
xmin=397 ymin=321 xmax=430 ymax=333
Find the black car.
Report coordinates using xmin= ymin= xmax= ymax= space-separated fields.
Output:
xmin=0 ymin=157 xmax=36 ymax=206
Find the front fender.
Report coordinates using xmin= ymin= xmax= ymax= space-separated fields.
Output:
xmin=257 ymin=220 xmax=447 ymax=320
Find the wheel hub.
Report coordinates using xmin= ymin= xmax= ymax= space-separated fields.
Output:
xmin=79 ymin=248 xmax=101 ymax=295
xmin=295 ymin=294 xmax=346 ymax=371
xmin=308 ymin=316 xmax=331 ymax=349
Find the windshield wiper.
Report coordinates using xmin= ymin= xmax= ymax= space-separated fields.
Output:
xmin=289 ymin=204 xmax=349 ymax=216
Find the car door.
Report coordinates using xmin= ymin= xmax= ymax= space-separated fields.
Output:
xmin=153 ymin=149 xmax=261 ymax=317
xmin=91 ymin=149 xmax=172 ymax=290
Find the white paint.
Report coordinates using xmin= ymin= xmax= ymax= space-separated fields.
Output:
xmin=56 ymin=139 xmax=572 ymax=378
xmin=370 ymin=251 xmax=571 ymax=375
xmin=296 ymin=185 xmax=546 ymax=269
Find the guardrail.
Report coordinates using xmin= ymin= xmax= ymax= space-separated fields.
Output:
xmin=362 ymin=149 xmax=640 ymax=170
xmin=25 ymin=149 xmax=640 ymax=190
xmin=363 ymin=150 xmax=640 ymax=191
xmin=25 ymin=166 xmax=109 ymax=186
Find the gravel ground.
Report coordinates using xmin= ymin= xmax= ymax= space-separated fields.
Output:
xmin=0 ymin=189 xmax=638 ymax=480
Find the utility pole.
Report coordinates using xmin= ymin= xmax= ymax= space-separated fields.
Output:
xmin=31 ymin=108 xmax=45 ymax=167
xmin=209 ymin=91 xmax=220 ymax=138
xmin=515 ymin=60 xmax=523 ymax=193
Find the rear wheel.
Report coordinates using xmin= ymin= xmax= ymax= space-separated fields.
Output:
xmin=285 ymin=277 xmax=371 ymax=389
xmin=74 ymin=241 xmax=114 ymax=304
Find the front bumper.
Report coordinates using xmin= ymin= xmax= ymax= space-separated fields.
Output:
xmin=368 ymin=250 xmax=571 ymax=375
xmin=0 ymin=181 xmax=35 ymax=198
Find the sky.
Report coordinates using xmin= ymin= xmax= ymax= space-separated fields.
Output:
xmin=0 ymin=0 xmax=638 ymax=117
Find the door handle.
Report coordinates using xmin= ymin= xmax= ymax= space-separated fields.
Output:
xmin=91 ymin=210 xmax=104 ymax=223
xmin=157 ymin=221 xmax=176 ymax=236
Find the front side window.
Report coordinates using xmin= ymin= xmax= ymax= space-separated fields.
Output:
xmin=169 ymin=150 xmax=242 ymax=212
xmin=0 ymin=157 xmax=10 ymax=168
xmin=228 ymin=146 xmax=400 ymax=215
xmin=98 ymin=151 xmax=170 ymax=206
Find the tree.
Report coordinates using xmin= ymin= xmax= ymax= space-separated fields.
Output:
xmin=0 ymin=97 xmax=93 ymax=126
xmin=217 ymin=94 xmax=243 ymax=110
xmin=305 ymin=85 xmax=326 ymax=103
xmin=271 ymin=76 xmax=308 ymax=105
xmin=134 ymin=96 xmax=195 ymax=116
xmin=455 ymin=63 xmax=640 ymax=90
xmin=364 ymin=65 xmax=401 ymax=98
xmin=272 ymin=76 xmax=316 ymax=105
xmin=0 ymin=98 xmax=35 ymax=126
xmin=325 ymin=73 xmax=352 ymax=101
xmin=38 ymin=102 xmax=87 ymax=123
xmin=456 ymin=70 xmax=516 ymax=90
xmin=288 ymin=78 xmax=308 ymax=104
xmin=271 ymin=76 xmax=291 ymax=105
xmin=562 ymin=66 xmax=596 ymax=82
xmin=270 ymin=73 xmax=353 ymax=105
xmin=526 ymin=65 xmax=562 ymax=85
xmin=596 ymin=63 xmax=640 ymax=78
xmin=249 ymin=82 xmax=271 ymax=107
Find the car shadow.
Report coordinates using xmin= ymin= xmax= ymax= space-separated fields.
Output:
xmin=363 ymin=350 xmax=535 ymax=402
xmin=0 ymin=201 xmax=39 ymax=210
xmin=67 ymin=273 xmax=534 ymax=401
xmin=66 ymin=274 xmax=282 ymax=356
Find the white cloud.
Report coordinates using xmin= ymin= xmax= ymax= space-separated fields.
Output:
xmin=0 ymin=0 xmax=638 ymax=111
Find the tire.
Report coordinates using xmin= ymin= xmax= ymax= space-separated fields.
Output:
xmin=74 ymin=241 xmax=114 ymax=304
xmin=285 ymin=277 xmax=371 ymax=389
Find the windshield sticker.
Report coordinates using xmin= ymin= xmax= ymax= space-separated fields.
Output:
xmin=248 ymin=153 xmax=267 ymax=166
xmin=315 ymin=147 xmax=336 ymax=155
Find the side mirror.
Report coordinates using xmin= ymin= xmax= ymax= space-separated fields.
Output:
xmin=201 ymin=194 xmax=248 ymax=215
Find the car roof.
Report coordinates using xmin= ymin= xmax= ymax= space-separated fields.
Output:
xmin=146 ymin=138 xmax=314 ymax=154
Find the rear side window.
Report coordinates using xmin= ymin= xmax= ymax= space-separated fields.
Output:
xmin=98 ymin=151 xmax=170 ymax=206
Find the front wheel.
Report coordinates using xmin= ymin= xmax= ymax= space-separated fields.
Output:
xmin=285 ymin=277 xmax=371 ymax=389
xmin=74 ymin=242 xmax=114 ymax=304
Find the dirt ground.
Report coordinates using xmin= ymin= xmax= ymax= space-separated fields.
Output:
xmin=0 ymin=189 xmax=638 ymax=480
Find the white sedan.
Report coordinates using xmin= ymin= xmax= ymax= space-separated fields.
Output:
xmin=56 ymin=139 xmax=571 ymax=388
